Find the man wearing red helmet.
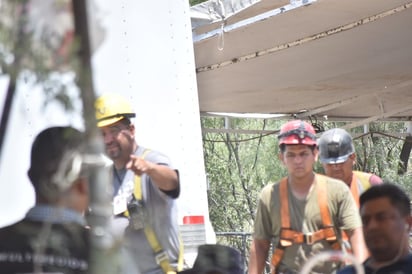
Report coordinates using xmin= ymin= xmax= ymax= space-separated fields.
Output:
xmin=248 ymin=120 xmax=367 ymax=274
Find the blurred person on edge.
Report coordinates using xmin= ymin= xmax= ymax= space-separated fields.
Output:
xmin=338 ymin=182 xmax=412 ymax=274
xmin=0 ymin=126 xmax=90 ymax=274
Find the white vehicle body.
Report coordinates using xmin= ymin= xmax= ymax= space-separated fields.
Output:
xmin=0 ymin=0 xmax=215 ymax=265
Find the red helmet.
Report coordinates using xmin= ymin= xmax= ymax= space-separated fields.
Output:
xmin=278 ymin=120 xmax=317 ymax=146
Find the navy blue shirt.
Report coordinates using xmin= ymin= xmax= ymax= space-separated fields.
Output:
xmin=0 ymin=205 xmax=89 ymax=274
xmin=337 ymin=254 xmax=412 ymax=274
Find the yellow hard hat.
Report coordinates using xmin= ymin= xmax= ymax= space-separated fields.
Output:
xmin=95 ymin=93 xmax=136 ymax=127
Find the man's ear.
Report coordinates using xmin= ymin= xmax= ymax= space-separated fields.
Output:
xmin=313 ymin=147 xmax=319 ymax=161
xmin=406 ymin=215 xmax=412 ymax=232
xmin=349 ymin=153 xmax=356 ymax=164
xmin=127 ymin=124 xmax=136 ymax=140
xmin=129 ymin=124 xmax=135 ymax=133
xmin=278 ymin=152 xmax=285 ymax=164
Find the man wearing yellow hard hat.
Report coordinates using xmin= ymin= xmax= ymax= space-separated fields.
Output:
xmin=95 ymin=93 xmax=182 ymax=274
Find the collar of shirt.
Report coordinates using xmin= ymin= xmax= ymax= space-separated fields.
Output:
xmin=25 ymin=204 xmax=86 ymax=226
xmin=364 ymin=253 xmax=412 ymax=273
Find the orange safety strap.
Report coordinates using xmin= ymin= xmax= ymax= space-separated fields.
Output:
xmin=270 ymin=175 xmax=340 ymax=274
xmin=270 ymin=177 xmax=292 ymax=274
xmin=353 ymin=171 xmax=373 ymax=191
xmin=349 ymin=175 xmax=360 ymax=208
xmin=280 ymin=177 xmax=290 ymax=229
xmin=341 ymin=175 xmax=360 ymax=247
xmin=317 ymin=176 xmax=340 ymax=246
xmin=317 ymin=176 xmax=333 ymax=228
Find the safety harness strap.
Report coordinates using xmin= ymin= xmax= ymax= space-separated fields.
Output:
xmin=317 ymin=177 xmax=341 ymax=247
xmin=278 ymin=227 xmax=337 ymax=245
xmin=280 ymin=178 xmax=289 ymax=229
xmin=270 ymin=175 xmax=340 ymax=274
xmin=133 ymin=149 xmax=152 ymax=200
xmin=317 ymin=176 xmax=332 ymax=227
xmin=342 ymin=172 xmax=372 ymax=250
xmin=353 ymin=171 xmax=372 ymax=192
xmin=271 ymin=177 xmax=292 ymax=274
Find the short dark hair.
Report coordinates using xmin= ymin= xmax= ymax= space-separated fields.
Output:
xmin=359 ymin=182 xmax=411 ymax=217
xmin=28 ymin=126 xmax=85 ymax=201
xmin=118 ymin=118 xmax=131 ymax=126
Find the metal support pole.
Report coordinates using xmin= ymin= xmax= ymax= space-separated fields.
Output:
xmin=71 ymin=1 xmax=121 ymax=273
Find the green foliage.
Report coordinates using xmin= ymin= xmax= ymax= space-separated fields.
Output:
xmin=189 ymin=0 xmax=208 ymax=6
xmin=202 ymin=117 xmax=285 ymax=259
xmin=0 ymin=0 xmax=80 ymax=112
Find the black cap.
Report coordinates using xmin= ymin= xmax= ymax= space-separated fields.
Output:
xmin=28 ymin=126 xmax=85 ymax=194
xmin=179 ymin=244 xmax=244 ymax=274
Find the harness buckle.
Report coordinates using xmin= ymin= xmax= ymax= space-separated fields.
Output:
xmin=304 ymin=232 xmax=314 ymax=245
xmin=155 ymin=250 xmax=169 ymax=265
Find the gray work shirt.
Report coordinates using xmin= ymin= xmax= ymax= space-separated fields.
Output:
xmin=112 ymin=146 xmax=180 ymax=274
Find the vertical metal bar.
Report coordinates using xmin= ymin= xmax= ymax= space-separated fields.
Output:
xmin=71 ymin=1 xmax=119 ymax=273
xmin=0 ymin=79 xmax=16 ymax=161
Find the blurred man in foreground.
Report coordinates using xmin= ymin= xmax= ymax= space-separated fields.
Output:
xmin=0 ymin=126 xmax=90 ymax=274
xmin=338 ymin=183 xmax=412 ymax=274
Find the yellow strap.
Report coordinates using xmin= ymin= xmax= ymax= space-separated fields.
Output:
xmin=353 ymin=171 xmax=372 ymax=191
xmin=133 ymin=149 xmax=152 ymax=200
xmin=144 ymin=226 xmax=172 ymax=273
xmin=121 ymin=149 xmax=151 ymax=216
xmin=177 ymin=234 xmax=184 ymax=272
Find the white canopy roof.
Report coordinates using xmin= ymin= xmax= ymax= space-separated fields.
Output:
xmin=192 ymin=0 xmax=412 ymax=126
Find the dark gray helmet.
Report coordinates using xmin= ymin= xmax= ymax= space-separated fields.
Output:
xmin=318 ymin=128 xmax=355 ymax=164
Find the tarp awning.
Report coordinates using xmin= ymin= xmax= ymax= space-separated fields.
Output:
xmin=192 ymin=0 xmax=412 ymax=124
